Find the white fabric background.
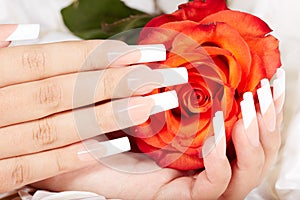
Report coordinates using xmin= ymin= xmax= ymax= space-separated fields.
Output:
xmin=1 ymin=0 xmax=300 ymax=199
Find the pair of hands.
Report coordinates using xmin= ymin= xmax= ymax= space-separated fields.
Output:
xmin=0 ymin=37 xmax=284 ymax=199
xmin=33 ymin=102 xmax=283 ymax=200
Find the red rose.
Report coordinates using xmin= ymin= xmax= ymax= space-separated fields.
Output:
xmin=131 ymin=0 xmax=281 ymax=170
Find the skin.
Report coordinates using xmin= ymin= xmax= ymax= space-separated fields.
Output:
xmin=0 ymin=39 xmax=158 ymax=193
xmin=32 ymin=107 xmax=283 ymax=200
xmin=0 ymin=29 xmax=283 ymax=199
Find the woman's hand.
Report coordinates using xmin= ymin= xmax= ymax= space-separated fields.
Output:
xmin=0 ymin=25 xmax=184 ymax=193
xmin=32 ymin=72 xmax=285 ymax=200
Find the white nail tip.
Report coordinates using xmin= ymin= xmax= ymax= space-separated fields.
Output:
xmin=130 ymin=44 xmax=166 ymax=63
xmin=273 ymin=68 xmax=286 ymax=101
xmin=257 ymin=79 xmax=273 ymax=115
xmin=213 ymin=111 xmax=225 ymax=145
xmin=100 ymin=137 xmax=131 ymax=157
xmin=155 ymin=67 xmax=189 ymax=87
xmin=240 ymin=92 xmax=256 ymax=129
xmin=5 ymin=24 xmax=40 ymax=41
xmin=148 ymin=90 xmax=179 ymax=115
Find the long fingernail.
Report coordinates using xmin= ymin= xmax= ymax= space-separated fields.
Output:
xmin=240 ymin=92 xmax=259 ymax=147
xmin=78 ymin=137 xmax=131 ymax=161
xmin=108 ymin=44 xmax=166 ymax=64
xmin=273 ymin=68 xmax=286 ymax=114
xmin=127 ymin=66 xmax=188 ymax=93
xmin=130 ymin=44 xmax=166 ymax=63
xmin=148 ymin=90 xmax=179 ymax=115
xmin=0 ymin=24 xmax=40 ymax=41
xmin=114 ymin=91 xmax=178 ymax=128
xmin=213 ymin=111 xmax=226 ymax=158
xmin=257 ymin=79 xmax=276 ymax=132
xmin=202 ymin=136 xmax=216 ymax=158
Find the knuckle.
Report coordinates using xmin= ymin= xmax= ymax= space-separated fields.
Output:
xmin=11 ymin=157 xmax=30 ymax=187
xmin=22 ymin=47 xmax=46 ymax=77
xmin=32 ymin=117 xmax=57 ymax=148
xmin=79 ymin=40 xmax=99 ymax=70
xmin=95 ymin=106 xmax=113 ymax=132
xmin=0 ymin=90 xmax=8 ymax=117
xmin=101 ymin=72 xmax=114 ymax=99
xmin=36 ymin=81 xmax=62 ymax=108
xmin=54 ymin=149 xmax=69 ymax=173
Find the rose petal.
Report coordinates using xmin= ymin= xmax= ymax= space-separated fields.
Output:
xmin=200 ymin=10 xmax=272 ymax=37
xmin=160 ymin=21 xmax=252 ymax=82
xmin=241 ymin=52 xmax=267 ymax=93
xmin=144 ymin=0 xmax=228 ymax=29
xmin=246 ymin=35 xmax=281 ymax=79
xmin=204 ymin=46 xmax=242 ymax=88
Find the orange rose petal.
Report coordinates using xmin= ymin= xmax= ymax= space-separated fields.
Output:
xmin=241 ymin=52 xmax=267 ymax=92
xmin=160 ymin=22 xmax=251 ymax=82
xmin=204 ymin=46 xmax=242 ymax=88
xmin=200 ymin=10 xmax=272 ymax=37
xmin=246 ymin=35 xmax=281 ymax=79
xmin=221 ymin=84 xmax=236 ymax=118
xmin=160 ymin=152 xmax=204 ymax=170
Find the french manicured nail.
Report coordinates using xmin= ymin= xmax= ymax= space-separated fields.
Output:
xmin=127 ymin=66 xmax=188 ymax=93
xmin=155 ymin=67 xmax=188 ymax=87
xmin=108 ymin=44 xmax=166 ymax=63
xmin=130 ymin=44 xmax=166 ymax=63
xmin=257 ymin=79 xmax=276 ymax=132
xmin=114 ymin=90 xmax=179 ymax=128
xmin=148 ymin=90 xmax=179 ymax=115
xmin=240 ymin=92 xmax=260 ymax=147
xmin=213 ymin=111 xmax=226 ymax=158
xmin=78 ymin=137 xmax=131 ymax=161
xmin=273 ymin=68 xmax=286 ymax=113
xmin=0 ymin=24 xmax=40 ymax=41
xmin=202 ymin=136 xmax=216 ymax=158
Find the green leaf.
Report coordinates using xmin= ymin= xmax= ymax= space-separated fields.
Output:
xmin=61 ymin=0 xmax=154 ymax=40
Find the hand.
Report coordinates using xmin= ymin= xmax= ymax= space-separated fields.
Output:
xmin=0 ymin=24 xmax=179 ymax=193
xmin=32 ymin=73 xmax=285 ymax=200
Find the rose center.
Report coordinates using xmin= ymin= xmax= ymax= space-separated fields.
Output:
xmin=184 ymin=88 xmax=211 ymax=114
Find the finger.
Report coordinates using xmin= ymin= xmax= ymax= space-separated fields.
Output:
xmin=257 ymin=79 xmax=282 ymax=176
xmin=0 ymin=40 xmax=166 ymax=88
xmin=0 ymin=66 xmax=187 ymax=126
xmin=157 ymin=112 xmax=231 ymax=200
xmin=0 ymin=91 xmax=179 ymax=159
xmin=273 ymin=68 xmax=286 ymax=114
xmin=0 ymin=41 xmax=10 ymax=48
xmin=0 ymin=24 xmax=39 ymax=41
xmin=0 ymin=137 xmax=130 ymax=193
xmin=221 ymin=93 xmax=265 ymax=199
xmin=191 ymin=111 xmax=231 ymax=199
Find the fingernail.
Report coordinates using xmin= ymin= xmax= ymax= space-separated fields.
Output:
xmin=130 ymin=44 xmax=166 ymax=63
xmin=0 ymin=24 xmax=40 ymax=41
xmin=108 ymin=44 xmax=166 ymax=64
xmin=273 ymin=68 xmax=286 ymax=114
xmin=148 ymin=90 xmax=179 ymax=115
xmin=213 ymin=111 xmax=226 ymax=158
xmin=154 ymin=67 xmax=188 ymax=87
xmin=257 ymin=79 xmax=276 ymax=131
xmin=202 ymin=136 xmax=216 ymax=158
xmin=127 ymin=66 xmax=188 ymax=93
xmin=240 ymin=92 xmax=260 ymax=147
xmin=114 ymin=91 xmax=179 ymax=128
xmin=78 ymin=137 xmax=131 ymax=161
